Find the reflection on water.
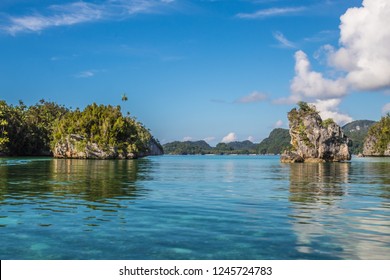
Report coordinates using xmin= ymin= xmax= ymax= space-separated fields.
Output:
xmin=0 ymin=158 xmax=151 ymax=203
xmin=288 ymin=161 xmax=390 ymax=259
xmin=50 ymin=159 xmax=144 ymax=202
xmin=0 ymin=156 xmax=389 ymax=260
xmin=289 ymin=163 xmax=349 ymax=204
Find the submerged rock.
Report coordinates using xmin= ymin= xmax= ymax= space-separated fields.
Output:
xmin=281 ymin=102 xmax=351 ymax=163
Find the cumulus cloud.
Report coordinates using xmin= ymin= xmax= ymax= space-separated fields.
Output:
xmin=290 ymin=50 xmax=348 ymax=100
xmin=280 ymin=0 xmax=390 ymax=121
xmin=312 ymin=99 xmax=353 ymax=125
xmin=221 ymin=132 xmax=237 ymax=143
xmin=182 ymin=136 xmax=193 ymax=141
xmin=329 ymin=0 xmax=390 ymax=91
xmin=382 ymin=103 xmax=390 ymax=115
xmin=247 ymin=136 xmax=255 ymax=142
xmin=235 ymin=91 xmax=267 ymax=104
xmin=291 ymin=0 xmax=390 ymax=99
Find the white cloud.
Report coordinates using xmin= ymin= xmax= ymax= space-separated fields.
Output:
xmin=203 ymin=136 xmax=216 ymax=143
xmin=290 ymin=50 xmax=348 ymax=100
xmin=311 ymin=99 xmax=353 ymax=125
xmin=247 ymin=136 xmax=255 ymax=142
xmin=328 ymin=0 xmax=390 ymax=91
xmin=236 ymin=7 xmax=305 ymax=19
xmin=182 ymin=136 xmax=193 ymax=141
xmin=1 ymin=0 xmax=175 ymax=35
xmin=221 ymin=132 xmax=237 ymax=143
xmin=278 ymin=0 xmax=390 ymax=124
xmin=75 ymin=70 xmax=95 ymax=78
xmin=4 ymin=2 xmax=103 ymax=35
xmin=274 ymin=120 xmax=284 ymax=128
xmin=382 ymin=103 xmax=390 ymax=115
xmin=273 ymin=31 xmax=296 ymax=49
xmin=235 ymin=91 xmax=267 ymax=103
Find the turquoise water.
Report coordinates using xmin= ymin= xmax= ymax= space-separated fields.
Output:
xmin=0 ymin=155 xmax=389 ymax=260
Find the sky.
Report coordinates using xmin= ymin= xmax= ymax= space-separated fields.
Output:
xmin=0 ymin=0 xmax=389 ymax=146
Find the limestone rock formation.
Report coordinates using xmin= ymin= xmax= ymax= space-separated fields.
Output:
xmin=362 ymin=114 xmax=390 ymax=156
xmin=281 ymin=102 xmax=351 ymax=163
xmin=363 ymin=135 xmax=390 ymax=156
xmin=53 ymin=134 xmax=163 ymax=159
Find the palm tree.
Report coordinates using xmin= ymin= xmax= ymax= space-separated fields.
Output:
xmin=121 ymin=93 xmax=128 ymax=102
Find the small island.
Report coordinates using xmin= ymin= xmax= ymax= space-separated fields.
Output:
xmin=281 ymin=102 xmax=351 ymax=163
xmin=0 ymin=100 xmax=163 ymax=159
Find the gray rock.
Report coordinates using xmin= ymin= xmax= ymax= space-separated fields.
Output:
xmin=281 ymin=104 xmax=351 ymax=163
xmin=53 ymin=134 xmax=163 ymax=159
xmin=363 ymin=134 xmax=390 ymax=156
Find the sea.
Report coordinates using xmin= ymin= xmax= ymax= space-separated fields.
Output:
xmin=0 ymin=155 xmax=389 ymax=260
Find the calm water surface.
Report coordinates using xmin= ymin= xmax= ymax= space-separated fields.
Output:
xmin=0 ymin=155 xmax=389 ymax=259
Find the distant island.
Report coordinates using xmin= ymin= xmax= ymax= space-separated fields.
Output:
xmin=0 ymin=100 xmax=163 ymax=159
xmin=163 ymin=140 xmax=258 ymax=155
xmin=162 ymin=117 xmax=385 ymax=157
xmin=163 ymin=129 xmax=292 ymax=155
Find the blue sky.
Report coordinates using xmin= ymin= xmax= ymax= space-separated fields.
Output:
xmin=1 ymin=0 xmax=389 ymax=145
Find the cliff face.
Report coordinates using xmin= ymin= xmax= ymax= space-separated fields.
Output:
xmin=362 ymin=114 xmax=390 ymax=156
xmin=281 ymin=103 xmax=351 ymax=163
xmin=363 ymin=135 xmax=390 ymax=156
xmin=53 ymin=134 xmax=163 ymax=159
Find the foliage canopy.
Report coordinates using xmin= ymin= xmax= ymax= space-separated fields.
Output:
xmin=0 ymin=100 xmax=161 ymax=157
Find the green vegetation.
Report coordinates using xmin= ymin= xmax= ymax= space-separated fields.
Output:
xmin=217 ymin=141 xmax=257 ymax=154
xmin=52 ymin=103 xmax=162 ymax=156
xmin=0 ymin=99 xmax=68 ymax=155
xmin=322 ymin=118 xmax=335 ymax=128
xmin=288 ymin=102 xmax=333 ymax=149
xmin=297 ymin=101 xmax=317 ymax=114
xmin=342 ymin=120 xmax=376 ymax=154
xmin=163 ymin=140 xmax=212 ymax=155
xmin=163 ymin=140 xmax=258 ymax=155
xmin=366 ymin=114 xmax=390 ymax=155
xmin=257 ymin=128 xmax=291 ymax=154
xmin=0 ymin=102 xmax=9 ymax=152
xmin=0 ymin=99 xmax=161 ymax=157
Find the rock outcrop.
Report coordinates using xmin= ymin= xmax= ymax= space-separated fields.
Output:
xmin=53 ymin=134 xmax=163 ymax=159
xmin=362 ymin=114 xmax=390 ymax=156
xmin=281 ymin=102 xmax=351 ymax=163
xmin=363 ymin=135 xmax=390 ymax=156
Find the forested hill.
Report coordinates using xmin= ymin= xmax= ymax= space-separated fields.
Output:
xmin=163 ymin=140 xmax=212 ymax=155
xmin=257 ymin=128 xmax=291 ymax=155
xmin=163 ymin=140 xmax=257 ymax=155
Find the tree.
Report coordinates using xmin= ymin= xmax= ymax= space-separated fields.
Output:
xmin=0 ymin=101 xmax=9 ymax=151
